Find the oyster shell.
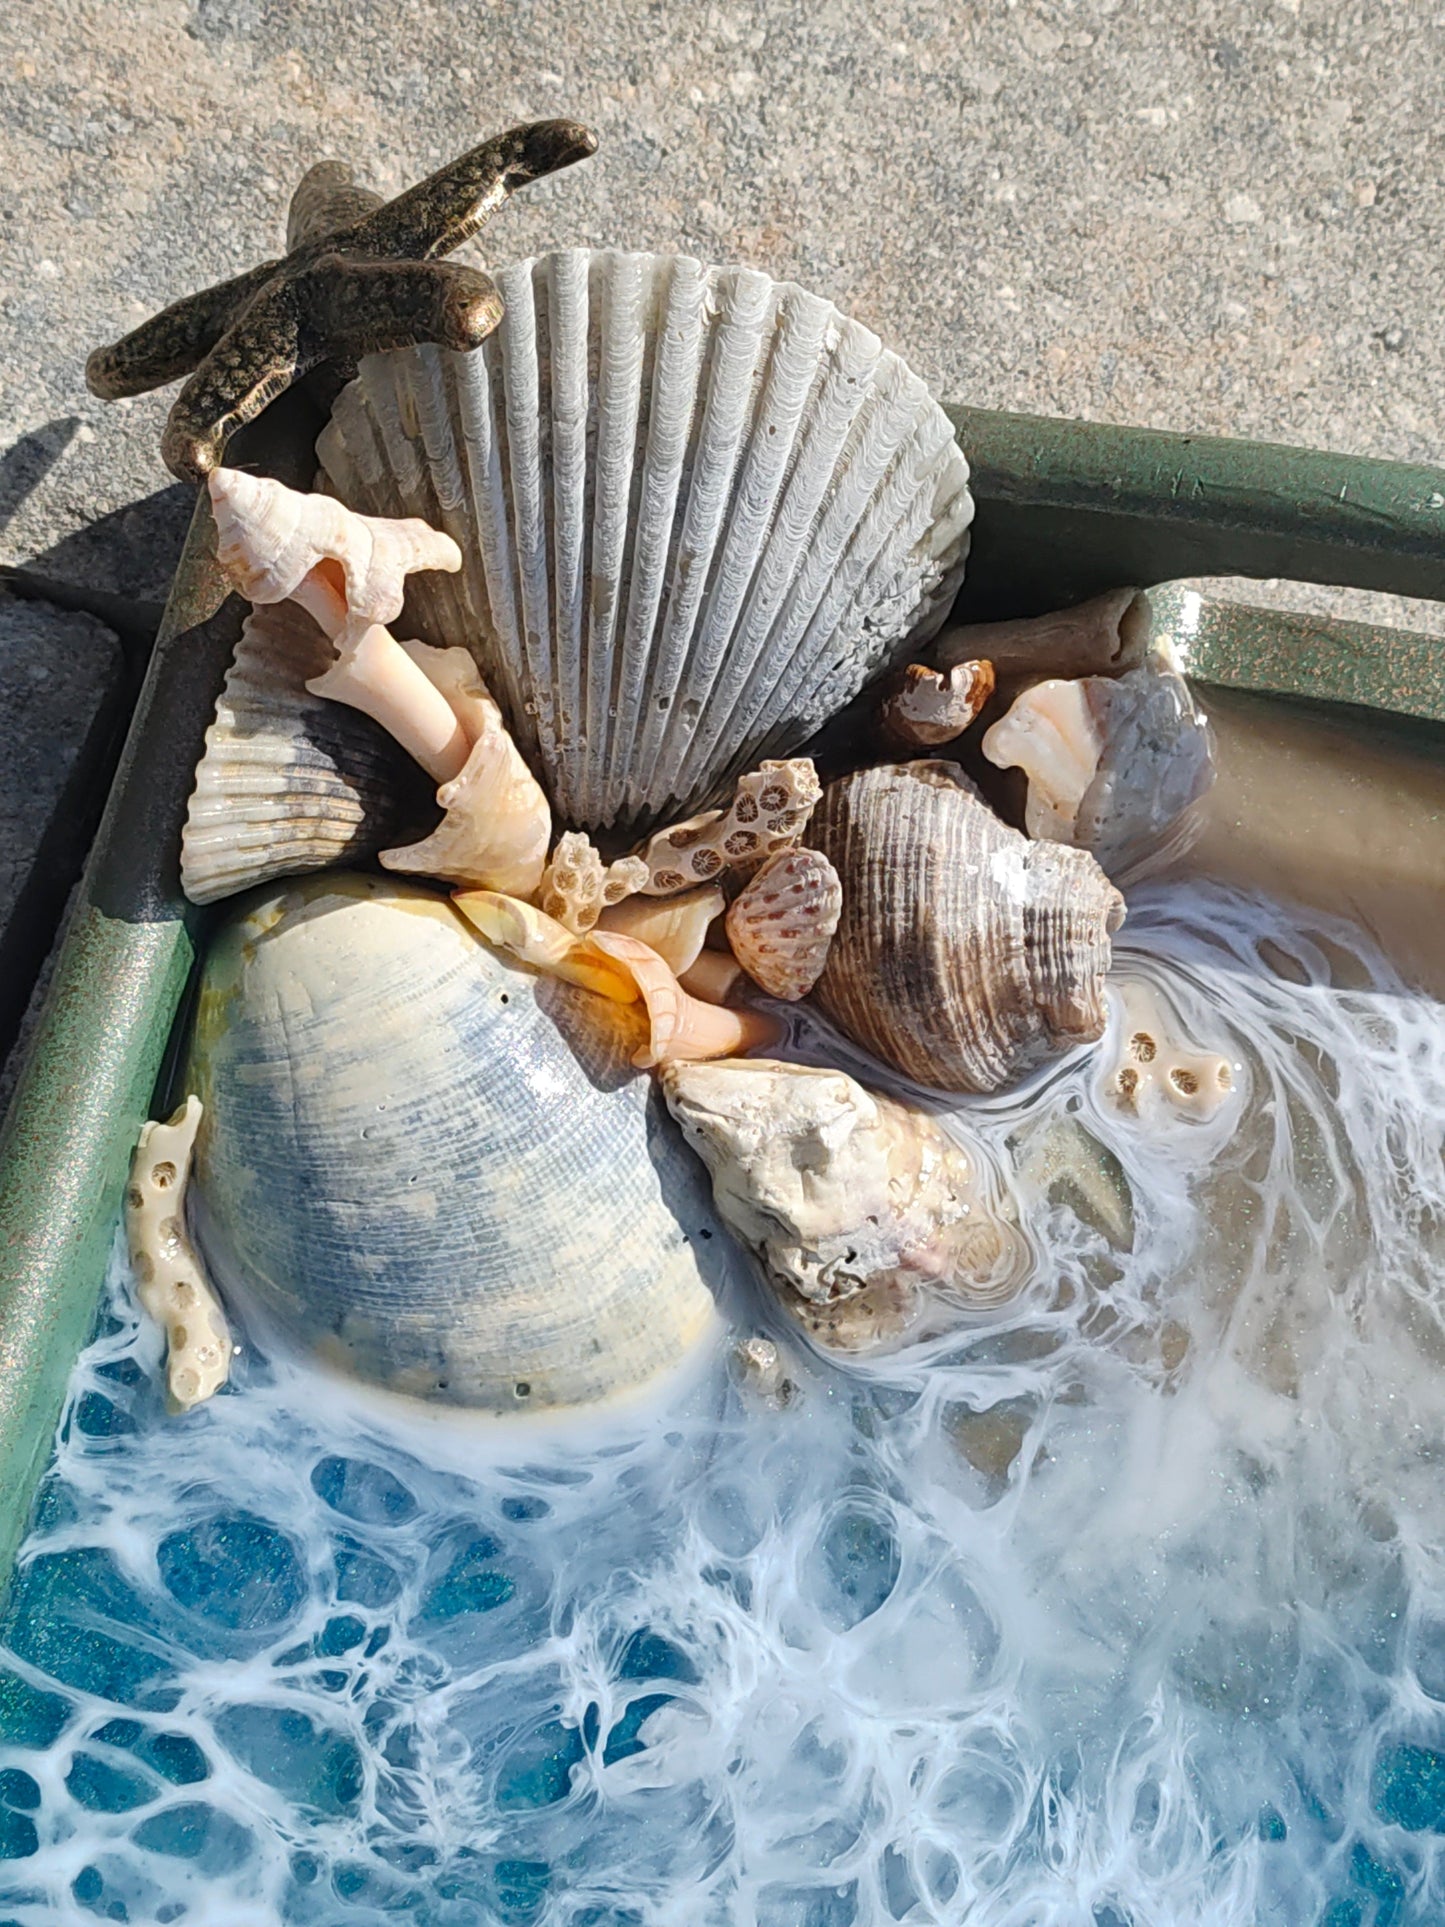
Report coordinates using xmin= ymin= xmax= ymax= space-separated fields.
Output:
xmin=807 ymin=761 xmax=1125 ymax=1094
xmin=663 ymin=1057 xmax=1029 ymax=1351
xmin=185 ymin=874 xmax=727 ymax=1411
xmin=318 ymin=248 xmax=973 ymax=835
xmin=981 ymin=652 xmax=1215 ymax=881
xmin=180 ymin=601 xmax=433 ymax=907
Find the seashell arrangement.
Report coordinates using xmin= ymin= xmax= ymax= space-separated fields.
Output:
xmin=317 ymin=247 xmax=974 ymax=836
xmin=663 ymin=1058 xmax=1029 ymax=1351
xmin=136 ymin=199 xmax=1234 ymax=1396
xmin=186 ymin=875 xmax=728 ymax=1411
xmin=808 ymin=761 xmax=1125 ymax=1094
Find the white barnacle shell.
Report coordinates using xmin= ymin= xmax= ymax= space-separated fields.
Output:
xmin=208 ymin=466 xmax=460 ymax=628
xmin=807 ymin=761 xmax=1125 ymax=1094
xmin=663 ymin=1057 xmax=1030 ymax=1352
xmin=881 ymin=659 xmax=995 ymax=747
xmin=185 ymin=874 xmax=730 ymax=1411
xmin=725 ymin=847 xmax=842 ymax=1001
xmin=318 ymin=249 xmax=973 ymax=836
xmin=125 ymin=1096 xmax=234 ymax=1414
xmin=981 ymin=652 xmax=1216 ymax=882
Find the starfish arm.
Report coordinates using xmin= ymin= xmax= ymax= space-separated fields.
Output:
xmin=287 ymin=160 xmax=385 ymax=250
xmin=296 ymin=255 xmax=505 ymax=357
xmin=159 ymin=283 xmax=306 ymax=481
xmin=345 ymin=118 xmax=598 ymax=262
xmin=85 ymin=259 xmax=282 ymax=400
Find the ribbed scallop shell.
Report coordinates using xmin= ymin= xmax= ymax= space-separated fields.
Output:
xmin=184 ymin=874 xmax=724 ymax=1410
xmin=807 ymin=761 xmax=1125 ymax=1094
xmin=317 ymin=248 xmax=974 ymax=838
xmin=726 ymin=847 xmax=842 ymax=1000
xmin=180 ymin=602 xmax=433 ymax=906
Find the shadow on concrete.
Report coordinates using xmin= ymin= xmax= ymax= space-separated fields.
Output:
xmin=0 ymin=419 xmax=82 ymax=538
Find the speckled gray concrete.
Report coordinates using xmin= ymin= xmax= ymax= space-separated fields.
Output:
xmin=0 ymin=0 xmax=1442 ymax=1091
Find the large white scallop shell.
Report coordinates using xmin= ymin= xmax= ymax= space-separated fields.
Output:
xmin=317 ymin=248 xmax=974 ymax=837
xmin=184 ymin=874 xmax=727 ymax=1411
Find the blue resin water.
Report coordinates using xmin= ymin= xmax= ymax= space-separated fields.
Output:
xmin=3 ymin=881 xmax=1445 ymax=1926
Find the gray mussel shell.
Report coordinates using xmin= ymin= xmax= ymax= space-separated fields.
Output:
xmin=807 ymin=761 xmax=1125 ymax=1093
xmin=317 ymin=248 xmax=974 ymax=838
xmin=184 ymin=873 xmax=725 ymax=1410
xmin=180 ymin=602 xmax=434 ymax=906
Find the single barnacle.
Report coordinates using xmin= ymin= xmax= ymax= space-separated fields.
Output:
xmin=86 ymin=121 xmax=598 ymax=481
xmin=881 ymin=659 xmax=995 ymax=747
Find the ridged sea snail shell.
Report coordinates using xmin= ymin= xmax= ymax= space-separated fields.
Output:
xmin=806 ymin=761 xmax=1125 ymax=1094
xmin=184 ymin=874 xmax=729 ymax=1411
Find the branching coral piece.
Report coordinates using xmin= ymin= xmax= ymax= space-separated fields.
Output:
xmin=540 ymin=832 xmax=650 ymax=934
xmin=87 ymin=121 xmax=598 ymax=481
xmin=637 ymin=760 xmax=822 ymax=895
xmin=125 ymin=1097 xmax=234 ymax=1415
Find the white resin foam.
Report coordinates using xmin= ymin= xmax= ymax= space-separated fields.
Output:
xmin=2 ymin=879 xmax=1444 ymax=1925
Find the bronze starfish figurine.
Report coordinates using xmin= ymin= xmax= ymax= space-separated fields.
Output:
xmin=86 ymin=119 xmax=598 ymax=483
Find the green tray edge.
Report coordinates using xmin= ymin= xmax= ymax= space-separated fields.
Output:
xmin=1 ymin=403 xmax=1443 ymax=1595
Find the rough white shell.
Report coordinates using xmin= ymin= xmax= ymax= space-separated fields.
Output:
xmin=663 ymin=1057 xmax=1029 ymax=1351
xmin=185 ymin=874 xmax=728 ymax=1411
xmin=318 ymin=248 xmax=974 ymax=836
xmin=180 ymin=602 xmax=432 ymax=906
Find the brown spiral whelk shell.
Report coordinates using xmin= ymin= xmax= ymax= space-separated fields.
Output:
xmin=807 ymin=761 xmax=1125 ymax=1094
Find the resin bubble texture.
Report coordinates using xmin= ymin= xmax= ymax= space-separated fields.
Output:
xmin=4 ymin=881 xmax=1445 ymax=1925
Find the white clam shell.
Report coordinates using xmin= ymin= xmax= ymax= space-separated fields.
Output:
xmin=180 ymin=602 xmax=432 ymax=906
xmin=317 ymin=248 xmax=974 ymax=836
xmin=184 ymin=874 xmax=726 ymax=1411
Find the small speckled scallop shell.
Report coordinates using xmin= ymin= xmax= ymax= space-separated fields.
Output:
xmin=318 ymin=248 xmax=973 ymax=836
xmin=807 ymin=761 xmax=1125 ymax=1094
xmin=726 ymin=848 xmax=842 ymax=1000
xmin=185 ymin=874 xmax=729 ymax=1411
xmin=180 ymin=602 xmax=433 ymax=906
